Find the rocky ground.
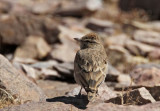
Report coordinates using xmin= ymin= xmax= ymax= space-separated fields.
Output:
xmin=0 ymin=0 xmax=160 ymax=111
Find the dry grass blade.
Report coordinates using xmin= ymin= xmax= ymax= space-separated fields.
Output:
xmin=121 ymin=87 xmax=124 ymax=105
xmin=0 ymin=88 xmax=15 ymax=109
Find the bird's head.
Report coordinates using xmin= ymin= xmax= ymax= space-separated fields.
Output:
xmin=74 ymin=33 xmax=101 ymax=49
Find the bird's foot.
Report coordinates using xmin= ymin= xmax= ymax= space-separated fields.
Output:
xmin=96 ymin=91 xmax=99 ymax=97
xmin=77 ymin=87 xmax=82 ymax=99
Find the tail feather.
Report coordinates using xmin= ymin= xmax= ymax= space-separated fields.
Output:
xmin=87 ymin=92 xmax=96 ymax=102
xmin=89 ymin=79 xmax=97 ymax=90
xmin=87 ymin=78 xmax=97 ymax=101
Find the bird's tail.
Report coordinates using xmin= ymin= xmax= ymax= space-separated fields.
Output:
xmin=87 ymin=91 xmax=96 ymax=102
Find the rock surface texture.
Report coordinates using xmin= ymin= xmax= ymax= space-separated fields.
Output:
xmin=0 ymin=55 xmax=46 ymax=104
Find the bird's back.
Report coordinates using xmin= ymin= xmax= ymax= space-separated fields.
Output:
xmin=74 ymin=46 xmax=108 ymax=94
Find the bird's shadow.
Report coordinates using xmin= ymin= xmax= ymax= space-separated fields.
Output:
xmin=46 ymin=95 xmax=89 ymax=109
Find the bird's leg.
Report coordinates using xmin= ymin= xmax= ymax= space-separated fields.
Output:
xmin=96 ymin=90 xmax=99 ymax=97
xmin=78 ymin=87 xmax=82 ymax=98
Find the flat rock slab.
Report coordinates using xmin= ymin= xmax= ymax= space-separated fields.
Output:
xmin=87 ymin=101 xmax=160 ymax=111
xmin=107 ymin=87 xmax=155 ymax=105
xmin=85 ymin=18 xmax=115 ymax=34
xmin=54 ymin=0 xmax=102 ymax=17
xmin=37 ymin=80 xmax=77 ymax=98
xmin=133 ymin=30 xmax=160 ymax=47
xmin=1 ymin=101 xmax=160 ymax=111
xmin=0 ymin=102 xmax=79 ymax=111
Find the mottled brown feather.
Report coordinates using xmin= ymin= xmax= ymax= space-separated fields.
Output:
xmin=74 ymin=33 xmax=108 ymax=101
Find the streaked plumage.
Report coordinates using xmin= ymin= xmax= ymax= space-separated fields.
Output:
xmin=74 ymin=33 xmax=108 ymax=101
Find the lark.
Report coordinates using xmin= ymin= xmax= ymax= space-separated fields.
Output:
xmin=74 ymin=33 xmax=108 ymax=101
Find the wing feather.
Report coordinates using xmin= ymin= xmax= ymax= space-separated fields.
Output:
xmin=74 ymin=50 xmax=107 ymax=92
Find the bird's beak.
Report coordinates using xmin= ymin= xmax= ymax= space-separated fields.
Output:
xmin=74 ymin=38 xmax=80 ymax=42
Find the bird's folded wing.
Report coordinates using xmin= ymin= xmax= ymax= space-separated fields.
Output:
xmin=74 ymin=53 xmax=107 ymax=92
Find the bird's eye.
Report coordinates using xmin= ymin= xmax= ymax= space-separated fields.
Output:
xmin=83 ymin=40 xmax=96 ymax=43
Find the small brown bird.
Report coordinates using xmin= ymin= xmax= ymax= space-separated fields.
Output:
xmin=74 ymin=33 xmax=108 ymax=101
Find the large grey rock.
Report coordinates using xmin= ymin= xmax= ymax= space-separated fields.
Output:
xmin=107 ymin=45 xmax=132 ymax=72
xmin=0 ymin=14 xmax=43 ymax=45
xmin=130 ymin=64 xmax=160 ymax=86
xmin=0 ymin=54 xmax=46 ymax=105
xmin=0 ymin=14 xmax=60 ymax=45
xmin=14 ymin=36 xmax=51 ymax=59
